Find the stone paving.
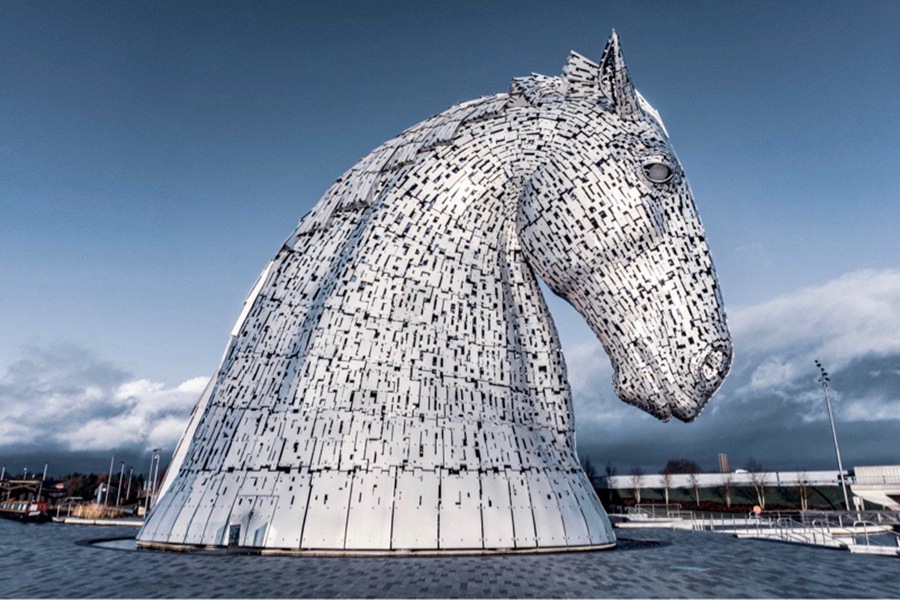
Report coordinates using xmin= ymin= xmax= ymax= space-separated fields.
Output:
xmin=0 ymin=520 xmax=898 ymax=598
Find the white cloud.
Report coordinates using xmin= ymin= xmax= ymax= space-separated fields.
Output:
xmin=730 ymin=269 xmax=900 ymax=393
xmin=0 ymin=345 xmax=202 ymax=453
xmin=563 ymin=339 xmax=643 ymax=426
xmin=4 ymin=270 xmax=898 ymax=475
xmin=565 ymin=268 xmax=900 ymax=471
xmin=842 ymin=393 xmax=900 ymax=422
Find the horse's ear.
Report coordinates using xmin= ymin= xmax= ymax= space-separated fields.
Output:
xmin=600 ymin=30 xmax=641 ymax=119
xmin=562 ymin=51 xmax=600 ymax=96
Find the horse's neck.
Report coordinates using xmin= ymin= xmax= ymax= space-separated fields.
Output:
xmin=237 ymin=105 xmax=573 ymax=430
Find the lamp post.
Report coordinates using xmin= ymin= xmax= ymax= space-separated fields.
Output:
xmin=150 ymin=452 xmax=160 ymax=510
xmin=125 ymin=467 xmax=133 ymax=505
xmin=37 ymin=463 xmax=47 ymax=500
xmin=145 ymin=449 xmax=160 ymax=514
xmin=105 ymin=455 xmax=116 ymax=506
xmin=115 ymin=462 xmax=125 ymax=506
xmin=815 ymin=359 xmax=851 ymax=510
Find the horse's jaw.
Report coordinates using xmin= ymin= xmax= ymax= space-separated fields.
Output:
xmin=611 ymin=340 xmax=733 ymax=423
xmin=541 ymin=237 xmax=734 ymax=424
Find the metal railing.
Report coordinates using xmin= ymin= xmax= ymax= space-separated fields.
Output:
xmin=627 ymin=503 xmax=686 ymax=519
xmin=664 ymin=508 xmax=900 ymax=551
xmin=852 ymin=520 xmax=900 ymax=548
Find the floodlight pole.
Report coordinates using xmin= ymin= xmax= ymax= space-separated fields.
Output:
xmin=37 ymin=463 xmax=47 ymax=500
xmin=116 ymin=462 xmax=125 ymax=506
xmin=145 ymin=449 xmax=160 ymax=514
xmin=144 ymin=452 xmax=154 ymax=514
xmin=815 ymin=359 xmax=851 ymax=510
xmin=105 ymin=455 xmax=116 ymax=506
xmin=150 ymin=453 xmax=161 ymax=510
xmin=125 ymin=467 xmax=133 ymax=505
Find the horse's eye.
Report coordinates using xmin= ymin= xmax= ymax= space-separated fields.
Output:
xmin=643 ymin=162 xmax=674 ymax=183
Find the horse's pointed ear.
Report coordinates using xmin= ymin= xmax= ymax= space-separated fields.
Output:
xmin=600 ymin=30 xmax=641 ymax=119
xmin=562 ymin=51 xmax=600 ymax=96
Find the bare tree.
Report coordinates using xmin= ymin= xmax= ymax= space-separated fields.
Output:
xmin=629 ymin=467 xmax=645 ymax=505
xmin=604 ymin=460 xmax=618 ymax=505
xmin=604 ymin=460 xmax=618 ymax=479
xmin=688 ymin=472 xmax=701 ymax=506
xmin=721 ymin=472 xmax=734 ymax=508
xmin=796 ymin=472 xmax=809 ymax=512
xmin=746 ymin=460 xmax=768 ymax=509
xmin=579 ymin=455 xmax=598 ymax=483
xmin=661 ymin=459 xmax=701 ymax=474
xmin=661 ymin=471 xmax=673 ymax=506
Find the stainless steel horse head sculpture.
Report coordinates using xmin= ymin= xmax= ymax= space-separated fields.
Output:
xmin=138 ymin=32 xmax=731 ymax=553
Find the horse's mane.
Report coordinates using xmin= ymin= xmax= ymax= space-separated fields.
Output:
xmin=288 ymin=93 xmax=514 ymax=241
xmin=162 ymin=55 xmax=667 ymax=501
xmin=288 ymin=53 xmax=671 ymax=247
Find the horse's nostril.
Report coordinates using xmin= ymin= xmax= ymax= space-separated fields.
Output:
xmin=699 ymin=347 xmax=729 ymax=385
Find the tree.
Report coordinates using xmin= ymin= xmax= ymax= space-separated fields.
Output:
xmin=661 ymin=471 xmax=673 ymax=506
xmin=661 ymin=459 xmax=702 ymax=475
xmin=688 ymin=472 xmax=701 ymax=506
xmin=661 ymin=459 xmax=701 ymax=475
xmin=579 ymin=455 xmax=598 ymax=483
xmin=629 ymin=467 xmax=645 ymax=505
xmin=66 ymin=475 xmax=86 ymax=497
xmin=604 ymin=461 xmax=618 ymax=505
xmin=721 ymin=472 xmax=735 ymax=508
xmin=797 ymin=472 xmax=810 ymax=512
xmin=745 ymin=459 xmax=768 ymax=509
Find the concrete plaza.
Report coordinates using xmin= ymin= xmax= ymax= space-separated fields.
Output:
xmin=1 ymin=521 xmax=897 ymax=598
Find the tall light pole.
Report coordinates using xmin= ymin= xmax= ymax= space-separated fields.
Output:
xmin=115 ymin=462 xmax=125 ymax=506
xmin=105 ymin=454 xmax=116 ymax=506
xmin=37 ymin=463 xmax=47 ymax=500
xmin=150 ymin=452 xmax=160 ymax=510
xmin=145 ymin=449 xmax=160 ymax=514
xmin=815 ymin=359 xmax=851 ymax=510
xmin=125 ymin=466 xmax=133 ymax=506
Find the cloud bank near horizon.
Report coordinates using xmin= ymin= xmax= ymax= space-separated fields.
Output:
xmin=2 ymin=269 xmax=899 ymax=472
xmin=562 ymin=268 xmax=900 ymax=470
xmin=0 ymin=344 xmax=204 ymax=456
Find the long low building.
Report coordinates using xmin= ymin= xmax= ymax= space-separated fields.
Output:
xmin=601 ymin=465 xmax=900 ymax=511
xmin=602 ymin=470 xmax=844 ymax=490
xmin=850 ymin=465 xmax=900 ymax=510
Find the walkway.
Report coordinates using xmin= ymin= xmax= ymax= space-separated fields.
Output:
xmin=1 ymin=520 xmax=898 ymax=598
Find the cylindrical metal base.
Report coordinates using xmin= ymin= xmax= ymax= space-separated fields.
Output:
xmin=135 ymin=539 xmax=616 ymax=556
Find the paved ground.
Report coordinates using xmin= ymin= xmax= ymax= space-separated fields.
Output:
xmin=0 ymin=520 xmax=898 ymax=598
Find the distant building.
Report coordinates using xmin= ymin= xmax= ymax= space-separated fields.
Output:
xmin=603 ymin=469 xmax=844 ymax=491
xmin=602 ymin=465 xmax=900 ymax=512
xmin=718 ymin=453 xmax=730 ymax=473
xmin=850 ymin=466 xmax=900 ymax=510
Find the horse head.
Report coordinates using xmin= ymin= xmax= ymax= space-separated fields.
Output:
xmin=140 ymin=33 xmax=733 ymax=553
xmin=516 ymin=32 xmax=732 ymax=422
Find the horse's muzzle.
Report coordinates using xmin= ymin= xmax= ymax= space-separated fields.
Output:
xmin=613 ymin=340 xmax=733 ymax=423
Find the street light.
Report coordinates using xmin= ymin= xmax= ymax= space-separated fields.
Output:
xmin=37 ymin=463 xmax=47 ymax=501
xmin=115 ymin=462 xmax=125 ymax=506
xmin=815 ymin=359 xmax=851 ymax=510
xmin=125 ymin=466 xmax=133 ymax=505
xmin=105 ymin=454 xmax=116 ymax=506
xmin=145 ymin=449 xmax=160 ymax=514
xmin=150 ymin=452 xmax=161 ymax=510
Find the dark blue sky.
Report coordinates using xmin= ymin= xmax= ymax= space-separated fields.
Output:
xmin=1 ymin=1 xmax=898 ymax=475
